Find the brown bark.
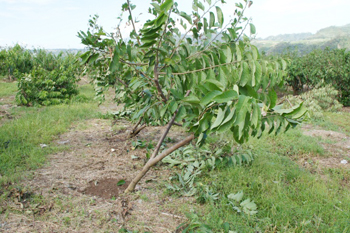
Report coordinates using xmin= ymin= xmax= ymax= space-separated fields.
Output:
xmin=125 ymin=134 xmax=194 ymax=193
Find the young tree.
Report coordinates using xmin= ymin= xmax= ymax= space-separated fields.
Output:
xmin=78 ymin=0 xmax=307 ymax=193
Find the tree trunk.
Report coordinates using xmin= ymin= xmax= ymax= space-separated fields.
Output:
xmin=125 ymin=134 xmax=194 ymax=193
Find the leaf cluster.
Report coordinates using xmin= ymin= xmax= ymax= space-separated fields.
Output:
xmin=164 ymin=142 xmax=255 ymax=202
xmin=79 ymin=0 xmax=307 ymax=145
xmin=16 ymin=65 xmax=79 ymax=106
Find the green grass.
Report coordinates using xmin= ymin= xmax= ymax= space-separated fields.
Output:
xmin=184 ymin=129 xmax=350 ymax=232
xmin=0 ymin=83 xmax=99 ymax=184
xmin=314 ymin=112 xmax=350 ymax=135
xmin=0 ymin=81 xmax=17 ymax=98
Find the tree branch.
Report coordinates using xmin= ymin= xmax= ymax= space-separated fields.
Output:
xmin=120 ymin=59 xmax=148 ymax=66
xmin=127 ymin=0 xmax=141 ymax=45
xmin=125 ymin=134 xmax=195 ymax=193
xmin=159 ymin=59 xmax=248 ymax=75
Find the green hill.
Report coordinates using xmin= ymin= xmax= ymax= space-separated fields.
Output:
xmin=253 ymin=24 xmax=350 ymax=55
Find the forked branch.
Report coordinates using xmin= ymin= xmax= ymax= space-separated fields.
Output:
xmin=125 ymin=134 xmax=195 ymax=193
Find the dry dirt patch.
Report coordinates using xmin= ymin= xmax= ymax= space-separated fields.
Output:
xmin=301 ymin=125 xmax=350 ymax=169
xmin=1 ymin=119 xmax=194 ymax=232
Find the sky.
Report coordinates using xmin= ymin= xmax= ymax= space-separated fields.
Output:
xmin=0 ymin=0 xmax=350 ymax=49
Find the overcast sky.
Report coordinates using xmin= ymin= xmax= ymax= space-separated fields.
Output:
xmin=1 ymin=0 xmax=349 ymax=49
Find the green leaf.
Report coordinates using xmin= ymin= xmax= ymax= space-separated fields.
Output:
xmin=233 ymin=95 xmax=251 ymax=139
xmin=80 ymin=51 xmax=91 ymax=64
xmin=200 ymin=90 xmax=222 ymax=106
xmin=251 ymin=102 xmax=260 ymax=128
xmin=250 ymin=23 xmax=256 ymax=34
xmin=203 ymin=17 xmax=208 ymax=34
xmin=155 ymin=13 xmax=168 ymax=26
xmin=216 ymin=6 xmax=224 ymax=27
xmin=268 ymin=89 xmax=277 ymax=109
xmin=180 ymin=11 xmax=192 ymax=24
xmin=204 ymin=79 xmax=225 ymax=91
xmin=213 ymin=90 xmax=238 ymax=103
xmin=254 ymin=61 xmax=262 ymax=86
xmin=140 ymin=40 xmax=157 ymax=48
xmin=117 ymin=179 xmax=126 ymax=186
xmin=88 ymin=53 xmax=99 ymax=64
xmin=211 ymin=107 xmax=225 ymax=129
xmin=228 ymin=191 xmax=243 ymax=202
xmin=197 ymin=1 xmax=205 ymax=11
xmin=160 ymin=0 xmax=173 ymax=12
xmin=182 ymin=95 xmax=200 ymax=104
xmin=240 ymin=62 xmax=250 ymax=87
xmin=110 ymin=46 xmax=120 ymax=73
xmin=169 ymin=100 xmax=178 ymax=113
xmin=141 ymin=33 xmax=160 ymax=43
xmin=287 ymin=103 xmax=307 ymax=119
xmin=209 ymin=12 xmax=215 ymax=28
xmin=217 ymin=108 xmax=235 ymax=133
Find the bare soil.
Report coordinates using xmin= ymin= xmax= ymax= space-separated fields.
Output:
xmin=0 ymin=119 xmax=195 ymax=232
xmin=0 ymin=96 xmax=16 ymax=125
xmin=301 ymin=125 xmax=350 ymax=169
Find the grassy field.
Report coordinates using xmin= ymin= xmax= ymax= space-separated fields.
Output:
xmin=0 ymin=82 xmax=98 ymax=185
xmin=1 ymin=79 xmax=350 ymax=232
xmin=186 ymin=129 xmax=350 ymax=232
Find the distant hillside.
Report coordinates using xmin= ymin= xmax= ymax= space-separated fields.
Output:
xmin=262 ymin=33 xmax=312 ymax=42
xmin=309 ymin=24 xmax=350 ymax=39
xmin=253 ymin=24 xmax=350 ymax=55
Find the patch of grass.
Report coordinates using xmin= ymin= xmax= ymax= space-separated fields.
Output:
xmin=312 ymin=112 xmax=350 ymax=135
xmin=0 ymin=102 xmax=98 ymax=184
xmin=0 ymin=81 xmax=17 ymax=98
xmin=183 ymin=128 xmax=350 ymax=232
xmin=71 ymin=84 xmax=96 ymax=103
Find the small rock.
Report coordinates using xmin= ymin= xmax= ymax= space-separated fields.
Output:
xmin=340 ymin=160 xmax=348 ymax=164
xmin=57 ymin=140 xmax=70 ymax=145
xmin=40 ymin=144 xmax=48 ymax=148
xmin=111 ymin=148 xmax=116 ymax=152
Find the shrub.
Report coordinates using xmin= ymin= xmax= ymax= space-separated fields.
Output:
xmin=16 ymin=65 xmax=79 ymax=106
xmin=284 ymin=85 xmax=343 ymax=119
xmin=285 ymin=48 xmax=350 ymax=106
xmin=0 ymin=44 xmax=33 ymax=79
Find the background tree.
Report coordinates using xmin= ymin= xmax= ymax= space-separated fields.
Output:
xmin=78 ymin=0 xmax=307 ymax=192
xmin=285 ymin=48 xmax=350 ymax=105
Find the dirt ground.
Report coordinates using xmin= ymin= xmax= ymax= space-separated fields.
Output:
xmin=0 ymin=119 xmax=195 ymax=233
xmin=301 ymin=124 xmax=350 ymax=169
xmin=0 ymin=96 xmax=16 ymax=126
